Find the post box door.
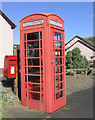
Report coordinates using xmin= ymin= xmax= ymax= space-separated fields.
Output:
xmin=9 ymin=64 xmax=16 ymax=78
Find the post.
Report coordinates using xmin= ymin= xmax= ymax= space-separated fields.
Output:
xmin=14 ymin=78 xmax=18 ymax=96
xmin=85 ymin=70 xmax=87 ymax=76
xmin=74 ymin=70 xmax=76 ymax=77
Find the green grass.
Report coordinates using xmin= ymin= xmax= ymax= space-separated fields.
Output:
xmin=2 ymin=113 xmax=13 ymax=119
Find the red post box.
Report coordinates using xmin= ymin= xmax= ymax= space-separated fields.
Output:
xmin=20 ymin=13 xmax=66 ymax=113
xmin=4 ymin=55 xmax=17 ymax=78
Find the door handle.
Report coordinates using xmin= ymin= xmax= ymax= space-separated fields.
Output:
xmin=51 ymin=60 xmax=53 ymax=64
xmin=51 ymin=59 xmax=55 ymax=66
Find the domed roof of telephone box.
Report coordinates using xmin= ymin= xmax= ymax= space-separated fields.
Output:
xmin=20 ymin=13 xmax=64 ymax=23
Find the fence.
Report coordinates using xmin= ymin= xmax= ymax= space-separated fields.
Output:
xmin=66 ymin=68 xmax=88 ymax=76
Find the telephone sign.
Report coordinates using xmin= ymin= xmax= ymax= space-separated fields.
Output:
xmin=23 ymin=19 xmax=44 ymax=27
xmin=50 ymin=19 xmax=62 ymax=27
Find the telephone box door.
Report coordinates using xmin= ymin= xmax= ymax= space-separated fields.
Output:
xmin=21 ymin=28 xmax=45 ymax=111
xmin=51 ymin=28 xmax=66 ymax=111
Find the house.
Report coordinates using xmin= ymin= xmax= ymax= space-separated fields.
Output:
xmin=65 ymin=36 xmax=95 ymax=62
xmin=0 ymin=10 xmax=16 ymax=74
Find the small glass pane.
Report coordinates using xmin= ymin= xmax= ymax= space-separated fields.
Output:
xmin=40 ymin=31 xmax=42 ymax=39
xmin=55 ymin=41 xmax=62 ymax=48
xmin=56 ymin=91 xmax=63 ymax=99
xmin=27 ymin=50 xmax=39 ymax=57
xmin=32 ymin=93 xmax=40 ymax=100
xmin=55 ymin=41 xmax=57 ymax=48
xmin=59 ymin=66 xmax=62 ymax=73
xmin=58 ymin=33 xmax=61 ymax=40
xmin=55 ymin=32 xmax=61 ymax=40
xmin=56 ymin=67 xmax=58 ymax=73
xmin=24 ymin=42 xmax=26 ymax=49
xmin=55 ymin=50 xmax=62 ymax=56
xmin=41 ymin=67 xmax=43 ymax=75
xmin=25 ymin=83 xmax=27 ymax=90
xmin=56 ymin=58 xmax=62 ymax=65
xmin=56 ymin=84 xmax=59 ymax=91
xmin=28 ymin=59 xmax=39 ymax=66
xmin=24 ymin=34 xmax=26 ymax=41
xmin=40 ymin=40 xmax=42 ymax=48
xmin=56 ymin=66 xmax=62 ymax=73
xmin=28 ymin=92 xmax=40 ymax=100
xmin=25 ymin=59 xmax=26 ymax=66
xmin=56 ymin=92 xmax=59 ymax=99
xmin=28 ymin=76 xmax=40 ymax=83
xmin=25 ymin=91 xmax=27 ymax=98
xmin=27 ymin=32 xmax=39 ymax=40
xmin=25 ymin=67 xmax=27 ymax=74
xmin=28 ymin=67 xmax=40 ymax=74
xmin=41 ymin=49 xmax=42 ymax=55
xmin=28 ymin=84 xmax=40 ymax=92
xmin=59 ymin=58 xmax=62 ymax=65
xmin=59 ymin=75 xmax=62 ymax=82
xmin=56 ymin=75 xmax=58 ymax=83
xmin=59 ymin=91 xmax=63 ymax=98
xmin=27 ymin=41 xmax=39 ymax=49
xmin=33 ymin=84 xmax=40 ymax=92
xmin=25 ymin=51 xmax=26 ymax=57
xmin=25 ymin=75 xmax=27 ymax=82
xmin=41 ymin=85 xmax=43 ymax=92
xmin=59 ymin=83 xmax=63 ymax=90
xmin=41 ymin=57 xmax=43 ymax=66
xmin=41 ymin=76 xmax=43 ymax=83
xmin=58 ymin=41 xmax=62 ymax=48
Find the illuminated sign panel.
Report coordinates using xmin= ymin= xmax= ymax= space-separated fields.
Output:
xmin=23 ymin=19 xmax=44 ymax=27
xmin=50 ymin=19 xmax=62 ymax=27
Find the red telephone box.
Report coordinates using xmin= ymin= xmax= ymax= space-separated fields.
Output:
xmin=4 ymin=55 xmax=17 ymax=78
xmin=20 ymin=13 xmax=66 ymax=113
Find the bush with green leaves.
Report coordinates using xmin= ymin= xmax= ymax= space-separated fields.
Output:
xmin=66 ymin=47 xmax=90 ymax=70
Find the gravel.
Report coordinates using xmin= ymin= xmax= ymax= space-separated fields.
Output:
xmin=66 ymin=74 xmax=93 ymax=95
xmin=0 ymin=80 xmax=15 ymax=104
xmin=0 ymin=74 xmax=93 ymax=104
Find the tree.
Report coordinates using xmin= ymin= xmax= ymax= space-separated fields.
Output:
xmin=66 ymin=47 xmax=90 ymax=69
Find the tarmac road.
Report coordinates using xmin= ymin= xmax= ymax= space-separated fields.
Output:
xmin=50 ymin=87 xmax=93 ymax=118
xmin=4 ymin=86 xmax=93 ymax=119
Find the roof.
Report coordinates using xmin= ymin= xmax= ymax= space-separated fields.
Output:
xmin=84 ymin=36 xmax=95 ymax=44
xmin=65 ymin=35 xmax=95 ymax=51
xmin=0 ymin=10 xmax=16 ymax=29
xmin=20 ymin=12 xmax=64 ymax=23
xmin=37 ymin=13 xmax=51 ymax=16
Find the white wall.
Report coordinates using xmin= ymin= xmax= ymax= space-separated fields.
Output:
xmin=0 ymin=15 xmax=13 ymax=68
xmin=65 ymin=37 xmax=78 ymax=49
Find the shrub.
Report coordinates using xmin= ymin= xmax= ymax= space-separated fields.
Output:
xmin=66 ymin=47 xmax=90 ymax=71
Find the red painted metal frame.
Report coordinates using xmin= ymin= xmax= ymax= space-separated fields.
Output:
xmin=20 ymin=13 xmax=66 ymax=113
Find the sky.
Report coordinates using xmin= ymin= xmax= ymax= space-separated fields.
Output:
xmin=1 ymin=2 xmax=93 ymax=44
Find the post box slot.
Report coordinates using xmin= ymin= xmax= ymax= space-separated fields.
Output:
xmin=9 ymin=60 xmax=16 ymax=61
